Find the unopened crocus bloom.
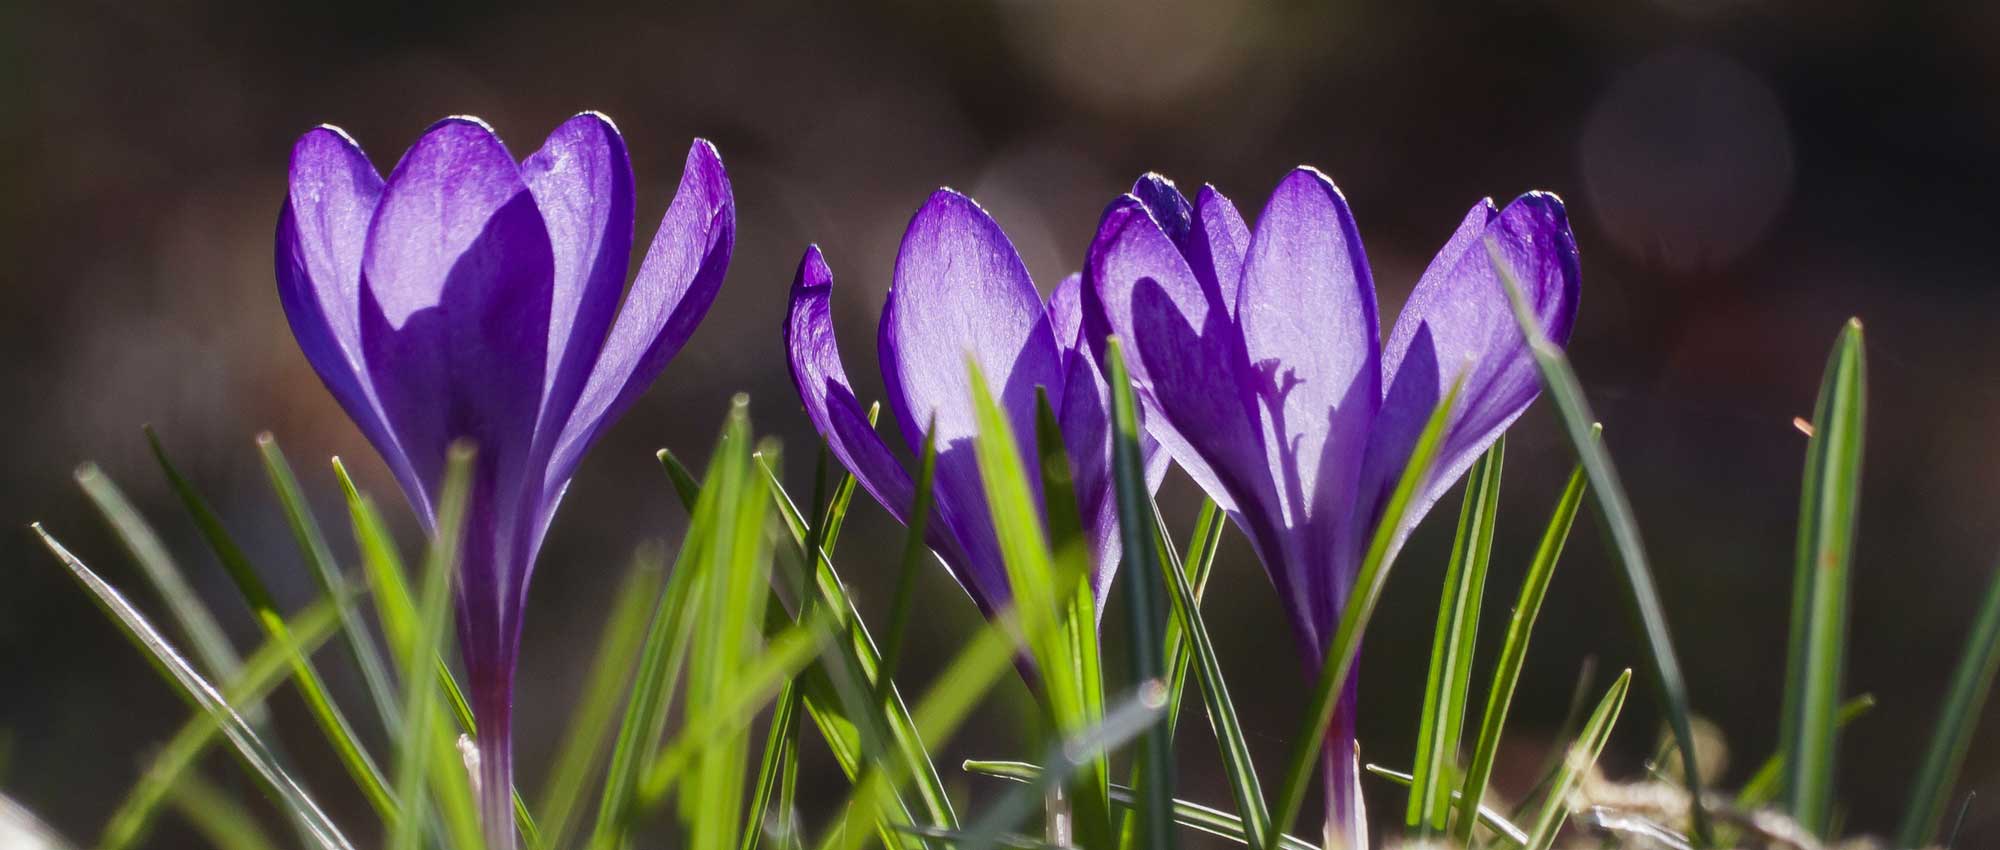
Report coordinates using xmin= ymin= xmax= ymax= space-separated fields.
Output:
xmin=785 ymin=189 xmax=1162 ymax=629
xmin=277 ymin=113 xmax=733 ymax=845
xmin=1084 ymin=171 xmax=1578 ymax=849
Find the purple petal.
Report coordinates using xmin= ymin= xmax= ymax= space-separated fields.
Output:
xmin=357 ymin=117 xmax=555 ymax=721
xmin=1130 ymin=173 xmax=1194 ymax=246
xmin=276 ymin=127 xmax=428 ymax=507
xmin=1085 ymin=196 xmax=1292 ymax=566
xmin=1047 ymin=272 xmax=1086 ymax=351
xmin=521 ymin=112 xmax=636 ymax=460
xmin=1237 ymin=167 xmax=1380 ymax=540
xmin=1362 ymin=192 xmax=1581 ymax=530
xmin=785 ymin=246 xmax=918 ymax=525
xmin=543 ymin=139 xmax=734 ymax=500
xmin=1189 ymin=185 xmax=1251 ymax=316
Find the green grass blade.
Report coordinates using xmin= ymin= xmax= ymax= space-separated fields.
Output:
xmin=1102 ymin=339 xmax=1177 ymax=850
xmin=33 ymin=525 xmax=356 ymax=850
xmin=957 ymin=686 xmax=1166 ymax=850
xmin=166 ymin=773 xmax=281 ymax=850
xmin=1161 ymin=500 xmax=1224 ymax=737
xmin=638 ymin=616 xmax=825 ymax=806
xmin=1264 ymin=373 xmax=1464 ymax=850
xmin=1524 ymin=668 xmax=1631 ymax=850
xmin=659 ymin=447 xmax=704 ymax=511
xmin=876 ymin=425 xmax=938 ymax=703
xmin=966 ymin=761 xmax=1318 ymax=850
xmin=536 ymin=551 xmax=668 ymax=850
xmin=1410 ymin=439 xmax=1503 ymax=835
xmin=98 ymin=594 xmax=344 ymax=850
xmin=389 ymin=445 xmax=473 ymax=850
xmin=258 ymin=434 xmax=404 ymax=737
xmin=1738 ymin=693 xmax=1874 ymax=810
xmin=1151 ymin=493 xmax=1270 ymax=849
xmin=73 ymin=464 xmax=244 ymax=686
xmin=1034 ymin=390 xmax=1115 ymax=850
xmin=1779 ymin=319 xmax=1866 ymax=838
xmin=741 ymin=681 xmax=803 ymax=850
xmin=145 ymin=429 xmax=396 ymax=822
xmin=1453 ymin=452 xmax=1587 ymax=846
xmin=1898 ymin=554 xmax=2000 ymax=848
xmin=1492 ymin=240 xmax=1712 ymax=843
xmin=1363 ymin=764 xmax=1527 ymax=847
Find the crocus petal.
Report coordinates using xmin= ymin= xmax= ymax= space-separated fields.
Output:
xmin=877 ymin=190 xmax=1064 ymax=608
xmin=1189 ymin=185 xmax=1251 ymax=316
xmin=275 ymin=127 xmax=427 ymax=508
xmin=543 ymin=139 xmax=734 ymax=501
xmin=1362 ymin=192 xmax=1580 ymax=532
xmin=1130 ymin=173 xmax=1194 ymax=246
xmin=357 ymin=117 xmax=555 ymax=745
xmin=785 ymin=246 xmax=919 ymax=525
xmin=1237 ymin=167 xmax=1381 ymax=540
xmin=521 ymin=112 xmax=636 ymax=458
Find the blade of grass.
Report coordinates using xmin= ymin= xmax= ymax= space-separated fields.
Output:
xmin=1524 ymin=668 xmax=1631 ymax=850
xmin=74 ymin=465 xmax=244 ymax=688
xmin=1160 ymin=499 xmax=1225 ymax=736
xmin=967 ymin=761 xmax=1318 ymax=850
xmin=98 ymin=594 xmax=344 ymax=850
xmin=639 ymin=616 xmax=827 ymax=805
xmin=1493 ymin=240 xmax=1711 ymax=842
xmin=1779 ymin=319 xmax=1866 ymax=838
xmin=536 ymin=551 xmax=668 ymax=850
xmin=1034 ymin=391 xmax=1114 ymax=850
xmin=166 ymin=773 xmax=281 ymax=850
xmin=388 ymin=445 xmax=474 ymax=850
xmin=1263 ymin=372 xmax=1465 ymax=850
xmin=1102 ymin=339 xmax=1177 ymax=850
xmin=876 ymin=425 xmax=938 ymax=703
xmin=1897 ymin=555 xmax=2000 ymax=848
xmin=1454 ymin=451 xmax=1588 ymax=845
xmin=1363 ymin=764 xmax=1527 ymax=847
xmin=1150 ymin=491 xmax=1269 ymax=850
xmin=1738 ymin=694 xmax=1874 ymax=810
xmin=33 ymin=525 xmax=355 ymax=850
xmin=1507 ymin=656 xmax=1598 ymax=821
xmin=258 ymin=434 xmax=403 ymax=737
xmin=957 ymin=685 xmax=1166 ymax=850
xmin=1410 ymin=439 xmax=1504 ymax=835
xmin=742 ymin=682 xmax=803 ymax=850
xmin=145 ymin=429 xmax=395 ymax=822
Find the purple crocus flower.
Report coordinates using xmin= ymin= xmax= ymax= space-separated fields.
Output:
xmin=1083 ymin=170 xmax=1579 ymax=849
xmin=784 ymin=189 xmax=1163 ymax=628
xmin=276 ymin=113 xmax=733 ymax=845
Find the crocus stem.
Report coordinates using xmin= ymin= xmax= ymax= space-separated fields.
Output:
xmin=475 ymin=675 xmax=517 ymax=850
xmin=1321 ymin=682 xmax=1366 ymax=850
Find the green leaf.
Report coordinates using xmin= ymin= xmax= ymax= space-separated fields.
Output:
xmin=33 ymin=525 xmax=356 ymax=850
xmin=388 ymin=444 xmax=476 ymax=850
xmin=97 ymin=592 xmax=344 ymax=850
xmin=1160 ymin=500 xmax=1225 ymax=737
xmin=740 ymin=682 xmax=803 ymax=850
xmin=1779 ymin=319 xmax=1866 ymax=838
xmin=1410 ymin=438 xmax=1503 ymax=835
xmin=1737 ymin=693 xmax=1874 ymax=810
xmin=257 ymin=434 xmax=404 ymax=737
xmin=1453 ymin=452 xmax=1587 ymax=846
xmin=144 ymin=429 xmax=396 ymax=822
xmin=1265 ymin=372 xmax=1464 ymax=850
xmin=165 ymin=773 xmax=282 ymax=850
xmin=1363 ymin=764 xmax=1527 ymax=847
xmin=536 ymin=551 xmax=668 ymax=850
xmin=876 ymin=425 xmax=939 ymax=704
xmin=1524 ymin=668 xmax=1631 ymax=850
xmin=74 ymin=464 xmax=245 ymax=691
xmin=1101 ymin=339 xmax=1177 ymax=850
xmin=1492 ymin=240 xmax=1712 ymax=843
xmin=956 ymin=686 xmax=1167 ymax=850
xmin=1898 ymin=554 xmax=2000 ymax=848
xmin=965 ymin=761 xmax=1318 ymax=850
xmin=639 ymin=617 xmax=826 ymax=806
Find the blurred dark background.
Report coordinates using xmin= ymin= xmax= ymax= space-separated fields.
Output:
xmin=3 ymin=0 xmax=1997 ymax=846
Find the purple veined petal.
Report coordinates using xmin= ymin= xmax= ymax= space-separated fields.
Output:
xmin=1189 ymin=185 xmax=1251 ymax=317
xmin=542 ymin=139 xmax=734 ymax=503
xmin=1237 ymin=167 xmax=1381 ymax=561
xmin=787 ymin=246 xmax=995 ymax=611
xmin=521 ymin=112 xmax=636 ymax=466
xmin=357 ymin=118 xmax=556 ymax=776
xmin=1360 ymin=192 xmax=1581 ymax=535
xmin=1086 ymin=196 xmax=1316 ymax=623
xmin=877 ymin=189 xmax=1063 ymax=609
xmin=1130 ymin=173 xmax=1194 ymax=247
xmin=1047 ymin=272 xmax=1086 ymax=351
xmin=275 ymin=126 xmax=430 ymax=516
